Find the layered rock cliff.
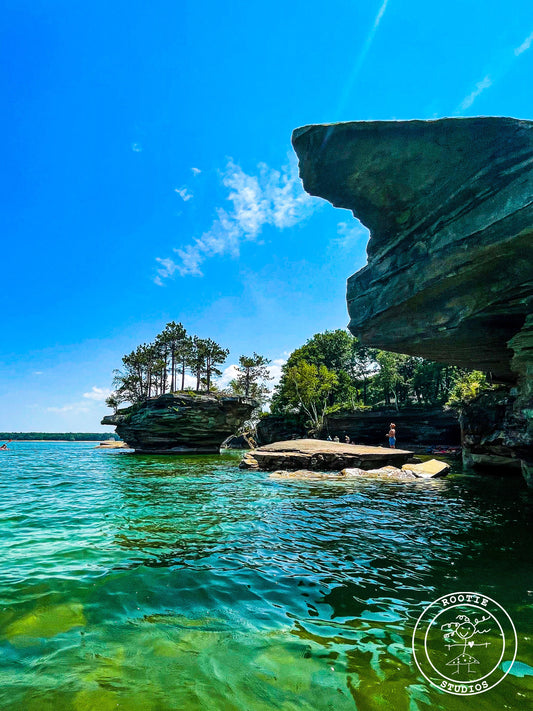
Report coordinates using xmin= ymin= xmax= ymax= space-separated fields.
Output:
xmin=292 ymin=117 xmax=533 ymax=481
xmin=322 ymin=408 xmax=460 ymax=447
xmin=256 ymin=409 xmax=459 ymax=447
xmin=102 ymin=393 xmax=258 ymax=453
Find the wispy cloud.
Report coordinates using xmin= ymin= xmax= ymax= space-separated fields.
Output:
xmin=218 ymin=357 xmax=286 ymax=394
xmin=46 ymin=403 xmax=90 ymax=414
xmin=267 ymin=358 xmax=286 ymax=389
xmin=456 ymin=28 xmax=532 ymax=113
xmin=335 ymin=0 xmax=390 ymax=115
xmin=191 ymin=167 xmax=202 ymax=176
xmin=46 ymin=386 xmax=113 ymax=413
xmin=458 ymin=75 xmax=492 ymax=111
xmin=32 ymin=371 xmax=43 ymax=376
xmin=155 ymin=158 xmax=315 ymax=280
xmin=515 ymin=30 xmax=533 ymax=56
xmin=219 ymin=364 xmax=240 ymax=389
xmin=131 ymin=143 xmax=142 ymax=153
xmin=333 ymin=220 xmax=370 ymax=251
xmin=175 ymin=187 xmax=193 ymax=202
xmin=83 ymin=386 xmax=112 ymax=402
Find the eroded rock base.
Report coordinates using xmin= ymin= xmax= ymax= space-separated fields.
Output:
xmin=240 ymin=439 xmax=413 ymax=471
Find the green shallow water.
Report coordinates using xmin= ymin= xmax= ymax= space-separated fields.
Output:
xmin=0 ymin=442 xmax=532 ymax=710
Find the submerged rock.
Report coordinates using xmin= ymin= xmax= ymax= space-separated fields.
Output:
xmin=292 ymin=117 xmax=533 ymax=483
xmin=343 ymin=466 xmax=417 ymax=481
xmin=401 ymin=458 xmax=450 ymax=478
xmin=269 ymin=469 xmax=332 ymax=479
xmin=270 ymin=467 xmax=418 ymax=481
xmin=101 ymin=393 xmax=258 ymax=453
xmin=239 ymin=438 xmax=413 ymax=471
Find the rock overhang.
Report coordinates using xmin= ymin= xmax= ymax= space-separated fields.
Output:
xmin=292 ymin=117 xmax=533 ymax=383
xmin=101 ymin=393 xmax=259 ymax=453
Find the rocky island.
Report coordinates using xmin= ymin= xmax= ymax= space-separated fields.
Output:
xmin=292 ymin=117 xmax=533 ymax=484
xmin=102 ymin=393 xmax=258 ymax=453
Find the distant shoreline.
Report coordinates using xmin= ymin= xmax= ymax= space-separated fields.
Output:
xmin=0 ymin=433 xmax=117 ymax=442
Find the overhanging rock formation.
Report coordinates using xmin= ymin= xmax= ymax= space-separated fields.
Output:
xmin=292 ymin=117 xmax=533 ymax=481
xmin=102 ymin=393 xmax=258 ymax=453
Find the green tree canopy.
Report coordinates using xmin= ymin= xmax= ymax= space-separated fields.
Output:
xmin=230 ymin=353 xmax=273 ymax=403
xmin=283 ymin=360 xmax=338 ymax=430
xmin=271 ymin=328 xmax=480 ymax=416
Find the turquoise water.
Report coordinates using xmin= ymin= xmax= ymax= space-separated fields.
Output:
xmin=0 ymin=442 xmax=532 ymax=710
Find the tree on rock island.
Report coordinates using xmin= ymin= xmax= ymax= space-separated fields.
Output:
xmin=107 ymin=323 xmax=230 ymax=406
xmin=230 ymin=353 xmax=273 ymax=404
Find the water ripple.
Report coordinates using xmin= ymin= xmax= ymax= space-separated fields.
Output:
xmin=0 ymin=443 xmax=532 ymax=710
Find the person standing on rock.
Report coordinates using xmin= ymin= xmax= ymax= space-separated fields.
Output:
xmin=387 ymin=423 xmax=396 ymax=448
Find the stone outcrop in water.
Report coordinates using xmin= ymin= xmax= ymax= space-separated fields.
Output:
xmin=292 ymin=117 xmax=533 ymax=482
xmin=240 ymin=439 xmax=413 ymax=471
xmin=101 ymin=393 xmax=258 ymax=453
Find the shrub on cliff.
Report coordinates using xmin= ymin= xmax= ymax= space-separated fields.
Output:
xmin=446 ymin=371 xmax=493 ymax=410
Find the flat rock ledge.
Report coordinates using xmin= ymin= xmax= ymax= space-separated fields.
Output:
xmin=239 ymin=438 xmax=413 ymax=471
xmin=95 ymin=440 xmax=130 ymax=449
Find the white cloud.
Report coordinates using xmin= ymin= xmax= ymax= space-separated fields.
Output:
xmin=335 ymin=0 xmax=389 ymax=115
xmin=219 ymin=364 xmax=240 ymax=389
xmin=453 ymin=28 xmax=532 ymax=115
xmin=155 ymin=257 xmax=180 ymax=280
xmin=131 ymin=143 xmax=142 ymax=152
xmin=458 ymin=75 xmax=492 ymax=111
xmin=46 ymin=403 xmax=90 ymax=414
xmin=46 ymin=387 xmax=113 ymax=414
xmin=83 ymin=386 xmax=113 ymax=402
xmin=334 ymin=220 xmax=370 ymax=250
xmin=374 ymin=0 xmax=389 ymax=28
xmin=155 ymin=158 xmax=316 ymax=280
xmin=267 ymin=359 xmax=286 ymax=390
xmin=181 ymin=374 xmax=198 ymax=389
xmin=218 ymin=358 xmax=286 ymax=393
xmin=32 ymin=371 xmax=43 ymax=376
xmin=175 ymin=187 xmax=193 ymax=202
xmin=191 ymin=167 xmax=202 ymax=176
xmin=515 ymin=30 xmax=533 ymax=56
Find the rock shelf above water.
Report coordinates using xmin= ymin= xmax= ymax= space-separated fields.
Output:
xmin=239 ymin=439 xmax=413 ymax=471
xmin=102 ymin=393 xmax=259 ymax=454
xmin=292 ymin=116 xmax=533 ymax=482
xmin=292 ymin=117 xmax=533 ymax=382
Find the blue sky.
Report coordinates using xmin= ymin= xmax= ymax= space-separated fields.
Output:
xmin=1 ymin=0 xmax=532 ymax=431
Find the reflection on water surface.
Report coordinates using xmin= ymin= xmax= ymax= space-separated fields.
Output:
xmin=0 ymin=443 xmax=532 ymax=709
